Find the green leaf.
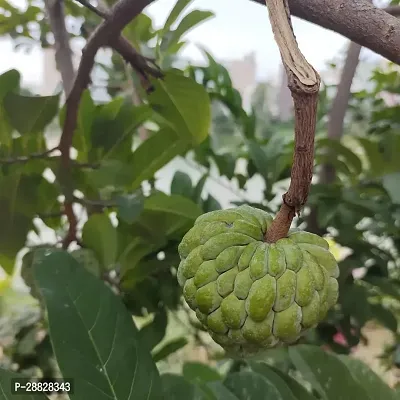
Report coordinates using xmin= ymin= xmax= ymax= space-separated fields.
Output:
xmin=0 ymin=368 xmax=49 ymax=399
xmin=149 ymin=70 xmax=211 ymax=145
xmin=383 ymin=172 xmax=400 ymax=204
xmin=224 ymin=371 xmax=283 ymax=399
xmin=166 ymin=10 xmax=214 ymax=52
xmin=193 ymin=174 xmax=208 ymax=204
xmin=171 ymin=171 xmax=193 ymax=197
xmin=337 ymin=356 xmax=397 ymax=400
xmin=74 ymin=89 xmax=95 ymax=154
xmin=123 ymin=13 xmax=155 ymax=43
xmin=0 ymin=69 xmax=20 ymax=100
xmin=161 ymin=374 xmax=203 ymax=400
xmin=163 ymin=0 xmax=192 ymax=31
xmin=183 ymin=362 xmax=221 ymax=384
xmin=145 ymin=192 xmax=202 ymax=220
xmin=21 ymin=246 xmax=58 ymax=302
xmin=246 ymin=139 xmax=269 ymax=181
xmin=369 ymin=303 xmax=398 ymax=332
xmin=91 ymin=103 xmax=152 ymax=160
xmin=118 ymin=238 xmax=157 ymax=282
xmin=356 ymin=137 xmax=386 ymax=177
xmin=3 ymin=92 xmax=60 ymax=134
xmin=316 ymin=138 xmax=363 ymax=175
xmin=152 ymin=337 xmax=188 ymax=363
xmin=82 ymin=214 xmax=118 ymax=269
xmin=340 ymin=284 xmax=372 ymax=325
xmin=289 ymin=345 xmax=368 ymax=400
xmin=363 ymin=276 xmax=400 ymax=301
xmin=129 ymin=128 xmax=188 ymax=190
xmin=116 ymin=191 xmax=145 ymax=224
xmin=204 ymin=195 xmax=222 ymax=212
xmin=206 ymin=381 xmax=239 ymax=400
xmin=249 ymin=363 xmax=298 ymax=400
xmin=139 ymin=308 xmax=168 ymax=351
xmin=268 ymin=366 xmax=316 ymax=400
xmin=85 ymin=159 xmax=134 ymax=190
xmin=0 ymin=197 xmax=32 ymax=268
xmin=33 ymin=251 xmax=162 ymax=400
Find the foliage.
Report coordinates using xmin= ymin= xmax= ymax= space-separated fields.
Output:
xmin=0 ymin=0 xmax=400 ymax=398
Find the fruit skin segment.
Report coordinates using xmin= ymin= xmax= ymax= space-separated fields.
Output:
xmin=177 ymin=205 xmax=340 ymax=356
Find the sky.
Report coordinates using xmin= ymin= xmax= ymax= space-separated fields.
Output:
xmin=0 ymin=0 xmax=385 ymax=88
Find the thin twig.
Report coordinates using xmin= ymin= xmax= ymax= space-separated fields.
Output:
xmin=263 ymin=0 xmax=320 ymax=243
xmin=74 ymin=0 xmax=163 ymax=87
xmin=0 ymin=147 xmax=59 ymax=165
xmin=58 ymin=0 xmax=158 ymax=248
xmin=73 ymin=196 xmax=117 ymax=207
xmin=75 ymin=0 xmax=104 ymax=17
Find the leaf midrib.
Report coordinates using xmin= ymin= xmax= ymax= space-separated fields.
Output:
xmin=65 ymin=285 xmax=119 ymax=400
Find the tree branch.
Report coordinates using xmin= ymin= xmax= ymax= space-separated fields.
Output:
xmin=58 ymin=0 xmax=156 ymax=248
xmin=252 ymin=0 xmax=400 ymax=65
xmin=306 ymin=2 xmax=400 ymax=235
xmin=264 ymin=0 xmax=320 ymax=243
xmin=74 ymin=0 xmax=163 ymax=89
xmin=0 ymin=147 xmax=59 ymax=165
xmin=44 ymin=0 xmax=75 ymax=95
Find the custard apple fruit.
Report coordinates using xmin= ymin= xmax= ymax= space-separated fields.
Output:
xmin=177 ymin=205 xmax=339 ymax=355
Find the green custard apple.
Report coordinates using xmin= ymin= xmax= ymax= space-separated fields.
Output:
xmin=177 ymin=204 xmax=339 ymax=356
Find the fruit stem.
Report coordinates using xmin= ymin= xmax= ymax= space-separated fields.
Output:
xmin=263 ymin=0 xmax=321 ymax=242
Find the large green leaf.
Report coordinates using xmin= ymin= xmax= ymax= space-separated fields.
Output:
xmin=149 ymin=70 xmax=211 ymax=145
xmin=249 ymin=363 xmax=298 ymax=400
xmin=224 ymin=371 xmax=283 ymax=399
xmin=289 ymin=345 xmax=368 ymax=400
xmin=129 ymin=128 xmax=188 ymax=190
xmin=81 ymin=214 xmax=118 ymax=269
xmin=165 ymin=10 xmax=214 ymax=53
xmin=338 ymin=355 xmax=397 ymax=400
xmin=33 ymin=251 xmax=162 ymax=400
xmin=0 ymin=368 xmax=49 ymax=399
xmin=3 ymin=91 xmax=60 ymax=134
xmin=144 ymin=192 xmax=202 ymax=220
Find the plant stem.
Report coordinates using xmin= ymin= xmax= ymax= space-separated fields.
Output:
xmin=263 ymin=0 xmax=320 ymax=243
